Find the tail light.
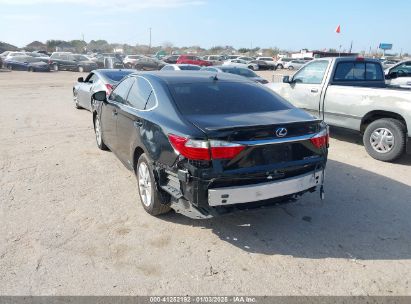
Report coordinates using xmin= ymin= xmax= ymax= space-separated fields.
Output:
xmin=168 ymin=134 xmax=245 ymax=161
xmin=310 ymin=128 xmax=329 ymax=149
xmin=105 ymin=83 xmax=113 ymax=93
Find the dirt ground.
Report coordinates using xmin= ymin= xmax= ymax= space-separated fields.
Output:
xmin=1 ymin=70 xmax=411 ymax=296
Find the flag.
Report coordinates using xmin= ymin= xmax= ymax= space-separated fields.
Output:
xmin=335 ymin=25 xmax=341 ymax=34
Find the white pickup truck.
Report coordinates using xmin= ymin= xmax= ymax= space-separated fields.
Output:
xmin=267 ymin=57 xmax=411 ymax=161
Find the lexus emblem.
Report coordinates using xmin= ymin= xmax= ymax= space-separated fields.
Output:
xmin=276 ymin=127 xmax=288 ymax=137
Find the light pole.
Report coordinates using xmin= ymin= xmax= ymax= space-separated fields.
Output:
xmin=149 ymin=27 xmax=152 ymax=54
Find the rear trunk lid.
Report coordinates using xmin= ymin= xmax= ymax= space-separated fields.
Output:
xmin=184 ymin=109 xmax=324 ymax=170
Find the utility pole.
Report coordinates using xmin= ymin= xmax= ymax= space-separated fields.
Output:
xmin=149 ymin=27 xmax=152 ymax=54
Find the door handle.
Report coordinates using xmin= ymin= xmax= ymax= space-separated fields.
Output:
xmin=310 ymin=88 xmax=319 ymax=93
xmin=134 ymin=120 xmax=143 ymax=127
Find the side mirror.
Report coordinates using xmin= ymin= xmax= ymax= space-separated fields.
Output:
xmin=93 ymin=91 xmax=107 ymax=102
xmin=77 ymin=77 xmax=84 ymax=83
xmin=283 ymin=75 xmax=291 ymax=83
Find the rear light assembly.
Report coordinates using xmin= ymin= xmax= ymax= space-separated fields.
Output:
xmin=310 ymin=128 xmax=329 ymax=149
xmin=168 ymin=134 xmax=245 ymax=161
xmin=105 ymin=83 xmax=113 ymax=93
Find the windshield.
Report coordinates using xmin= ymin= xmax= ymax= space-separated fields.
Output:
xmin=169 ymin=82 xmax=290 ymax=115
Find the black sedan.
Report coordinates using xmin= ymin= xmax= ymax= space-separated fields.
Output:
xmin=133 ymin=57 xmax=166 ymax=71
xmin=91 ymin=72 xmax=328 ymax=218
xmin=250 ymin=60 xmax=275 ymax=70
xmin=4 ymin=56 xmax=50 ymax=72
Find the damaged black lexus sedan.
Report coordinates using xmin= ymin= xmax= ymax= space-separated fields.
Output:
xmin=91 ymin=71 xmax=328 ymax=219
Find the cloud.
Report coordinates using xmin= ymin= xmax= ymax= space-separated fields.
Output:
xmin=0 ymin=0 xmax=206 ymax=10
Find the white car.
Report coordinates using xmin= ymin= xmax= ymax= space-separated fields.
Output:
xmin=284 ymin=60 xmax=307 ymax=70
xmin=222 ymin=59 xmax=259 ymax=70
xmin=161 ymin=64 xmax=201 ymax=71
xmin=237 ymin=56 xmax=255 ymax=62
xmin=5 ymin=52 xmax=28 ymax=60
xmin=385 ymin=60 xmax=411 ymax=88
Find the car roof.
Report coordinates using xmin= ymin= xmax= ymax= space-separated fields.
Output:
xmin=130 ymin=71 xmax=252 ymax=84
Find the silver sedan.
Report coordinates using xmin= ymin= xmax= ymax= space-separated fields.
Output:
xmin=73 ymin=69 xmax=135 ymax=111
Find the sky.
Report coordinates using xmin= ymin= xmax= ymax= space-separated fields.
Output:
xmin=0 ymin=0 xmax=409 ymax=54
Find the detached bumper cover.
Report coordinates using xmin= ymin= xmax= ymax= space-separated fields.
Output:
xmin=208 ymin=171 xmax=322 ymax=207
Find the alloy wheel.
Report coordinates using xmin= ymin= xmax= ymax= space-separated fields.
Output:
xmin=138 ymin=162 xmax=152 ymax=207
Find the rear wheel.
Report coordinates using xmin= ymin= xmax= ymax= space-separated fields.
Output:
xmin=288 ymin=66 xmax=294 ymax=70
xmin=277 ymin=64 xmax=283 ymax=69
xmin=94 ymin=115 xmax=108 ymax=151
xmin=363 ymin=118 xmax=406 ymax=162
xmin=248 ymin=65 xmax=255 ymax=70
xmin=53 ymin=64 xmax=58 ymax=71
xmin=136 ymin=153 xmax=171 ymax=216
xmin=7 ymin=64 xmax=12 ymax=70
xmin=28 ymin=67 xmax=34 ymax=72
xmin=78 ymin=66 xmax=84 ymax=73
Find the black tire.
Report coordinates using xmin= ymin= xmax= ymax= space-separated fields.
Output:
xmin=277 ymin=64 xmax=283 ymax=69
xmin=53 ymin=64 xmax=58 ymax=71
xmin=94 ymin=115 xmax=109 ymax=151
xmin=78 ymin=66 xmax=84 ymax=73
xmin=136 ymin=153 xmax=171 ymax=216
xmin=28 ymin=67 xmax=34 ymax=72
xmin=73 ymin=90 xmax=81 ymax=109
xmin=7 ymin=64 xmax=12 ymax=70
xmin=288 ymin=66 xmax=294 ymax=70
xmin=363 ymin=118 xmax=406 ymax=162
xmin=248 ymin=65 xmax=255 ymax=70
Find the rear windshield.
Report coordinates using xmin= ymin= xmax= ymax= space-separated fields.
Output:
xmin=179 ymin=65 xmax=201 ymax=70
xmin=220 ymin=67 xmax=257 ymax=77
xmin=169 ymin=82 xmax=290 ymax=115
xmin=101 ymin=71 xmax=134 ymax=82
xmin=334 ymin=62 xmax=384 ymax=81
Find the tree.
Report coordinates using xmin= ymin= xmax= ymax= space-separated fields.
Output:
xmin=238 ymin=48 xmax=250 ymax=54
xmin=69 ymin=40 xmax=87 ymax=53
xmin=162 ymin=41 xmax=174 ymax=54
xmin=87 ymin=40 xmax=111 ymax=53
xmin=46 ymin=40 xmax=66 ymax=52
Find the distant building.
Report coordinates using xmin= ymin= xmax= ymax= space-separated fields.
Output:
xmin=291 ymin=49 xmax=358 ymax=59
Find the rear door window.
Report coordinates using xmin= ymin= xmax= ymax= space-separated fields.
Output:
xmin=126 ymin=77 xmax=155 ymax=110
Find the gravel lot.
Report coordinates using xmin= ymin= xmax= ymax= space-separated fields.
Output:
xmin=1 ymin=70 xmax=411 ymax=296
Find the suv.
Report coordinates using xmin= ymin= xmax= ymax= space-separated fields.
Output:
xmin=176 ymin=55 xmax=212 ymax=66
xmin=49 ymin=53 xmax=98 ymax=72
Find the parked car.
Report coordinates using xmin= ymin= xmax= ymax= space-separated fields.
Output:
xmin=91 ymin=71 xmax=328 ymax=218
xmin=4 ymin=51 xmax=28 ymax=60
xmin=176 ymin=55 xmax=212 ymax=66
xmin=161 ymin=64 xmax=201 ymax=71
xmin=28 ymin=52 xmax=50 ymax=63
xmin=226 ymin=55 xmax=241 ymax=60
xmin=73 ymin=69 xmax=136 ymax=111
xmin=132 ymin=57 xmax=166 ymax=71
xmin=4 ymin=56 xmax=50 ymax=72
xmin=49 ymin=53 xmax=98 ymax=72
xmin=237 ymin=56 xmax=255 ymax=62
xmin=250 ymin=60 xmax=275 ymax=70
xmin=201 ymin=66 xmax=268 ymax=83
xmin=384 ymin=60 xmax=411 ymax=89
xmin=162 ymin=55 xmax=180 ymax=64
xmin=256 ymin=57 xmax=277 ymax=69
xmin=266 ymin=57 xmax=411 ymax=161
xmin=123 ymin=55 xmax=145 ymax=68
xmin=284 ymin=60 xmax=307 ymax=70
xmin=276 ymin=57 xmax=293 ymax=69
xmin=222 ymin=59 xmax=259 ymax=70
xmin=381 ymin=59 xmax=400 ymax=69
xmin=202 ymin=55 xmax=224 ymax=63
xmin=93 ymin=56 xmax=124 ymax=69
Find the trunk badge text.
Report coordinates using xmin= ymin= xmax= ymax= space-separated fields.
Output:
xmin=276 ymin=128 xmax=288 ymax=137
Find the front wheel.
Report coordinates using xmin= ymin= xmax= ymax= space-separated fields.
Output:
xmin=7 ymin=64 xmax=12 ymax=70
xmin=28 ymin=67 xmax=34 ymax=72
xmin=53 ymin=64 xmax=58 ymax=71
xmin=248 ymin=65 xmax=255 ymax=70
xmin=277 ymin=64 xmax=283 ymax=69
xmin=363 ymin=118 xmax=406 ymax=162
xmin=73 ymin=90 xmax=81 ymax=109
xmin=136 ymin=153 xmax=171 ymax=216
xmin=78 ymin=66 xmax=84 ymax=73
xmin=94 ymin=115 xmax=109 ymax=151
xmin=288 ymin=66 xmax=294 ymax=70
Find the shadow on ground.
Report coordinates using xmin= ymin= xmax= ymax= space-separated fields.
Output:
xmin=161 ymin=159 xmax=411 ymax=260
